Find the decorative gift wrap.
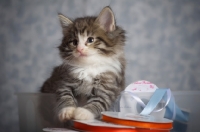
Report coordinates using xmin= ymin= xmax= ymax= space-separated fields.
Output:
xmin=113 ymin=80 xmax=189 ymax=123
xmin=114 ymin=80 xmax=165 ymax=118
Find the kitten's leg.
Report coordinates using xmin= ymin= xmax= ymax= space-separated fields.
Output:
xmin=73 ymin=85 xmax=117 ymax=120
xmin=73 ymin=107 xmax=94 ymax=120
xmin=56 ymin=88 xmax=77 ymax=122
xmin=58 ymin=107 xmax=76 ymax=121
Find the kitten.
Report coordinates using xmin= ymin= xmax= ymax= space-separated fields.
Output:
xmin=40 ymin=6 xmax=126 ymax=122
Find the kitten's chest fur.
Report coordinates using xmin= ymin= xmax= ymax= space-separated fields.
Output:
xmin=71 ymin=62 xmax=120 ymax=95
xmin=73 ymin=65 xmax=105 ymax=82
xmin=72 ymin=61 xmax=120 ymax=82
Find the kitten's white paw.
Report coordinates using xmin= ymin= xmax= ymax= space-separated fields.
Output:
xmin=73 ymin=107 xmax=94 ymax=120
xmin=58 ymin=107 xmax=76 ymax=122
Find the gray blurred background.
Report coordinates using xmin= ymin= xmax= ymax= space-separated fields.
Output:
xmin=0 ymin=0 xmax=200 ymax=131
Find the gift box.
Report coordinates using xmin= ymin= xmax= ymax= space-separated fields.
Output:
xmin=116 ymin=80 xmax=166 ymax=118
xmin=113 ymin=80 xmax=189 ymax=132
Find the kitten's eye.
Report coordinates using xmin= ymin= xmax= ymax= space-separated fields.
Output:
xmin=87 ymin=37 xmax=94 ymax=43
xmin=72 ymin=39 xmax=78 ymax=46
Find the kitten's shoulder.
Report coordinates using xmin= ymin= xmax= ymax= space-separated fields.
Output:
xmin=40 ymin=64 xmax=77 ymax=93
xmin=51 ymin=64 xmax=72 ymax=75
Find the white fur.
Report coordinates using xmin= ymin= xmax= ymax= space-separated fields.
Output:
xmin=78 ymin=33 xmax=87 ymax=47
xmin=72 ymin=56 xmax=121 ymax=82
xmin=73 ymin=107 xmax=94 ymax=120
xmin=58 ymin=107 xmax=76 ymax=122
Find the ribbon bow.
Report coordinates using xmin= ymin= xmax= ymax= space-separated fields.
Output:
xmin=114 ymin=88 xmax=188 ymax=122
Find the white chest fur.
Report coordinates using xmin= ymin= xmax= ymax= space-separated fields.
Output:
xmin=72 ymin=60 xmax=121 ymax=82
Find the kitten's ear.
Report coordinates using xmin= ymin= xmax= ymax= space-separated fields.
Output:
xmin=95 ymin=6 xmax=116 ymax=32
xmin=58 ymin=13 xmax=73 ymax=28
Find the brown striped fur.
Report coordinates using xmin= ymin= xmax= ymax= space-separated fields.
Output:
xmin=41 ymin=6 xmax=126 ymax=121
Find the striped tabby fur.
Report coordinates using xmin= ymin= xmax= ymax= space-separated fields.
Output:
xmin=40 ymin=6 xmax=126 ymax=121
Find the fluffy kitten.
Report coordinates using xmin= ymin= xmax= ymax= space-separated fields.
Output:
xmin=40 ymin=6 xmax=126 ymax=122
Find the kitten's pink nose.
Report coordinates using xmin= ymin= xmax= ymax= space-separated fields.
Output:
xmin=77 ymin=47 xmax=84 ymax=53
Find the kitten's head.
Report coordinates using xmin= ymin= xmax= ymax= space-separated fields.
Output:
xmin=58 ymin=6 xmax=125 ymax=66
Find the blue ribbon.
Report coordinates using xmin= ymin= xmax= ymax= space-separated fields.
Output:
xmin=140 ymin=89 xmax=167 ymax=115
xmin=113 ymin=88 xmax=189 ymax=122
xmin=140 ymin=88 xmax=188 ymax=122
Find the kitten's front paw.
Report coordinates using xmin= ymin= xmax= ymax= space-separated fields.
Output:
xmin=58 ymin=107 xmax=76 ymax=122
xmin=73 ymin=107 xmax=94 ymax=120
